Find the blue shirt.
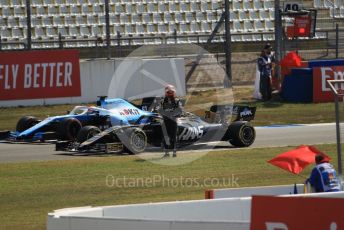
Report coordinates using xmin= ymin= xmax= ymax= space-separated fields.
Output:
xmin=257 ymin=55 xmax=272 ymax=77
xmin=308 ymin=162 xmax=341 ymax=192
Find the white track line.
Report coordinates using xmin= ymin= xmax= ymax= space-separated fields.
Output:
xmin=256 ymin=123 xmax=336 ymax=129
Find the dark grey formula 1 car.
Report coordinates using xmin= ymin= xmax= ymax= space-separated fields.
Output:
xmin=55 ymin=104 xmax=256 ymax=154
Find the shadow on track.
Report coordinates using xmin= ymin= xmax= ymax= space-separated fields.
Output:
xmin=54 ymin=142 xmax=237 ymax=158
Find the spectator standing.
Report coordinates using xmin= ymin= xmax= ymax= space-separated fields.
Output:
xmin=257 ymin=43 xmax=274 ymax=101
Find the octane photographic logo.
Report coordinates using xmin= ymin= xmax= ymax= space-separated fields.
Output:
xmin=107 ymin=44 xmax=233 ymax=166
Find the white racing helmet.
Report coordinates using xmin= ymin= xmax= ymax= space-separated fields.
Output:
xmin=165 ymin=84 xmax=176 ymax=97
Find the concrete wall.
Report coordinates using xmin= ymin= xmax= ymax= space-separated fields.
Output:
xmin=207 ymin=182 xmax=344 ymax=199
xmin=206 ymin=184 xmax=305 ymax=199
xmin=47 ymin=216 xmax=249 ymax=230
xmin=47 ymin=188 xmax=344 ymax=230
xmin=101 ymin=198 xmax=251 ymax=222
xmin=47 ymin=198 xmax=251 ymax=230
xmin=0 ymin=58 xmax=186 ymax=107
xmin=109 ymin=58 xmax=185 ymax=100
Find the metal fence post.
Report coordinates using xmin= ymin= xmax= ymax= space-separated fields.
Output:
xmin=105 ymin=0 xmax=111 ymax=59
xmin=116 ymin=31 xmax=121 ymax=46
xmin=334 ymin=94 xmax=343 ymax=176
xmin=274 ymin=0 xmax=282 ymax=81
xmin=25 ymin=0 xmax=32 ymax=50
xmin=336 ymin=23 xmax=339 ymax=59
xmin=58 ymin=33 xmax=63 ymax=49
xmin=224 ymin=0 xmax=232 ymax=88
xmin=173 ymin=29 xmax=177 ymax=44
xmin=0 ymin=36 xmax=2 ymax=51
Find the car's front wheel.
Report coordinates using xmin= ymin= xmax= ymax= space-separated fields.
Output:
xmin=122 ymin=128 xmax=147 ymax=155
xmin=16 ymin=116 xmax=39 ymax=132
xmin=76 ymin=126 xmax=101 ymax=143
xmin=57 ymin=118 xmax=82 ymax=140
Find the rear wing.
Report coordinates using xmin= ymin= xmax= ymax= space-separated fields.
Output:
xmin=205 ymin=105 xmax=256 ymax=123
xmin=136 ymin=97 xmax=256 ymax=122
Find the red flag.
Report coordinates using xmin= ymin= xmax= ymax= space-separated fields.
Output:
xmin=267 ymin=145 xmax=331 ymax=174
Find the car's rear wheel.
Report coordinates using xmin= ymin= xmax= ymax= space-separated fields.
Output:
xmin=76 ymin=126 xmax=101 ymax=143
xmin=57 ymin=118 xmax=82 ymax=140
xmin=16 ymin=116 xmax=39 ymax=132
xmin=228 ymin=121 xmax=255 ymax=147
xmin=122 ymin=128 xmax=147 ymax=155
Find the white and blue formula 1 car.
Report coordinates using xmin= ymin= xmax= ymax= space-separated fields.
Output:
xmin=0 ymin=97 xmax=155 ymax=142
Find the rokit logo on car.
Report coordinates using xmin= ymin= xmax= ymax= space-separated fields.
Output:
xmin=119 ymin=109 xmax=140 ymax=116
xmin=178 ymin=126 xmax=204 ymax=141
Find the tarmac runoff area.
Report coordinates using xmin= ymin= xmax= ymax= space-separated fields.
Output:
xmin=0 ymin=123 xmax=337 ymax=163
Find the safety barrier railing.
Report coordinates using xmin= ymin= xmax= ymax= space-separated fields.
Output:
xmin=1 ymin=28 xmax=341 ymax=60
xmin=0 ymin=31 xmax=277 ymax=51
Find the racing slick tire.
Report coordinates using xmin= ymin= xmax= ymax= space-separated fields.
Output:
xmin=228 ymin=121 xmax=255 ymax=147
xmin=16 ymin=116 xmax=39 ymax=132
xmin=57 ymin=118 xmax=82 ymax=140
xmin=122 ymin=128 xmax=147 ymax=155
xmin=76 ymin=126 xmax=101 ymax=143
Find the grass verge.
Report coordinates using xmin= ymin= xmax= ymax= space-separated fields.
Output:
xmin=0 ymin=143 xmax=342 ymax=230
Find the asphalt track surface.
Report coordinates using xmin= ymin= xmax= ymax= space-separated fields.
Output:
xmin=0 ymin=123 xmax=337 ymax=163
